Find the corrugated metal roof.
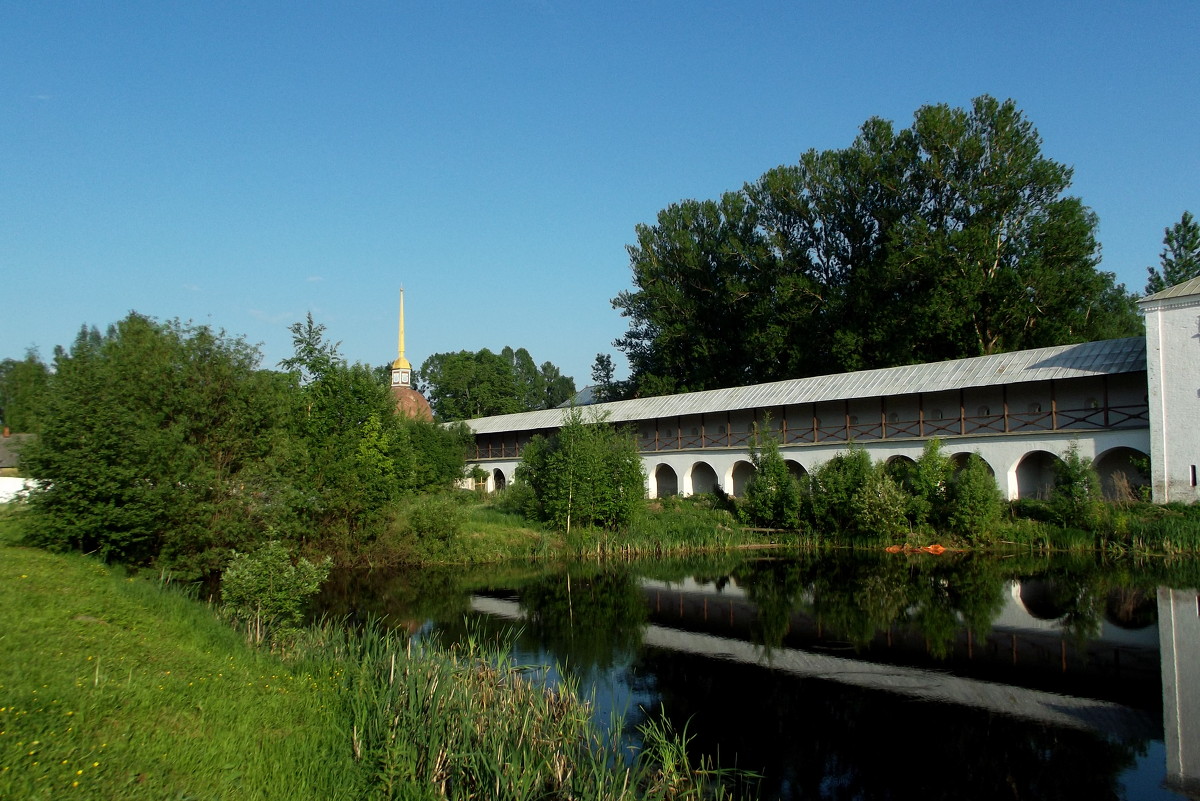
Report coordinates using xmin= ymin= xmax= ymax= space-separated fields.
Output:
xmin=1140 ymin=276 xmax=1200 ymax=303
xmin=465 ymin=338 xmax=1147 ymax=435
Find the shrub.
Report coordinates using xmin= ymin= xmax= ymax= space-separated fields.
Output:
xmin=945 ymin=453 xmax=1004 ymax=540
xmin=406 ymin=493 xmax=466 ymax=560
xmin=904 ymin=439 xmax=954 ymax=531
xmin=849 ymin=463 xmax=910 ymax=540
xmin=515 ymin=408 xmax=645 ymax=532
xmin=804 ymin=446 xmax=872 ymax=535
xmin=740 ymin=423 xmax=801 ymax=529
xmin=220 ymin=539 xmax=331 ymax=643
xmin=1051 ymin=443 xmax=1104 ymax=531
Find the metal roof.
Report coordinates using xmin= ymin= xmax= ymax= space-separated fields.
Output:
xmin=464 ymin=338 xmax=1147 ymax=435
xmin=1139 ymin=276 xmax=1200 ymax=304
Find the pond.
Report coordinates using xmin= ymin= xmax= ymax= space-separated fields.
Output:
xmin=317 ymin=550 xmax=1200 ymax=800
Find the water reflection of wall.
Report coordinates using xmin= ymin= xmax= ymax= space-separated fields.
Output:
xmin=1160 ymin=588 xmax=1200 ymax=796
xmin=640 ymin=577 xmax=1163 ymax=712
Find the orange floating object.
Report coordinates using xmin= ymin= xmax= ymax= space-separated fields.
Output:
xmin=922 ymin=544 xmax=946 ymax=554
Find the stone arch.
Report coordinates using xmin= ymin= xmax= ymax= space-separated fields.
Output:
xmin=492 ymin=469 xmax=507 ymax=492
xmin=653 ymin=464 xmax=679 ymax=498
xmin=1014 ymin=450 xmax=1063 ymax=500
xmin=884 ymin=454 xmax=916 ymax=482
xmin=730 ymin=460 xmax=756 ymax=497
xmin=689 ymin=461 xmax=719 ymax=496
xmin=1093 ymin=446 xmax=1150 ymax=502
xmin=950 ymin=452 xmax=995 ymax=477
xmin=784 ymin=459 xmax=807 ymax=484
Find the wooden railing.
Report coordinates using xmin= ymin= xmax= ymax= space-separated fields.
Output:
xmin=469 ymin=403 xmax=1149 ymax=460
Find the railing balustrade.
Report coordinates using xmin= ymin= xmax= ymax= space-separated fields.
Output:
xmin=468 ymin=402 xmax=1151 ymax=460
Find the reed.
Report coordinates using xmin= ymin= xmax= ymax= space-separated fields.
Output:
xmin=292 ymin=619 xmax=746 ymax=800
xmin=1 ymin=537 xmax=745 ymax=800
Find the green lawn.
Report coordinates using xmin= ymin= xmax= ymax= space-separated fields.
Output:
xmin=0 ymin=540 xmax=365 ymax=800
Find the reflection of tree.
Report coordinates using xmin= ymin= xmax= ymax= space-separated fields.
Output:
xmin=315 ymin=564 xmax=476 ymax=628
xmin=734 ymin=560 xmax=811 ymax=650
xmin=634 ymin=646 xmax=1142 ymax=801
xmin=518 ymin=564 xmax=647 ymax=675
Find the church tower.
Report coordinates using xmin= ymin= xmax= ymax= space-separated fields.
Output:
xmin=389 ymin=288 xmax=434 ymax=421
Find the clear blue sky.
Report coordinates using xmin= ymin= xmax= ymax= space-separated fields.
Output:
xmin=2 ymin=1 xmax=1197 ymax=386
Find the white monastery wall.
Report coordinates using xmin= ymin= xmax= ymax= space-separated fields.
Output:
xmin=1142 ymin=288 xmax=1200 ymax=503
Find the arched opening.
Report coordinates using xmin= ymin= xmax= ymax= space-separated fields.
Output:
xmin=689 ymin=461 xmax=719 ymax=496
xmin=950 ymin=452 xmax=995 ymax=477
xmin=492 ymin=469 xmax=507 ymax=493
xmin=1093 ymin=447 xmax=1150 ymax=502
xmin=884 ymin=455 xmax=917 ymax=483
xmin=784 ymin=460 xmax=807 ymax=484
xmin=1015 ymin=450 xmax=1063 ymax=500
xmin=654 ymin=464 xmax=679 ymax=498
xmin=730 ymin=460 xmax=755 ymax=497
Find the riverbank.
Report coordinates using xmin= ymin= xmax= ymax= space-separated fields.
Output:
xmin=369 ymin=492 xmax=1200 ymax=569
xmin=0 ymin=514 xmax=738 ymax=800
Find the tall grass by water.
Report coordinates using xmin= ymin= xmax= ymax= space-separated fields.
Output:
xmin=0 ymin=508 xmax=743 ymax=800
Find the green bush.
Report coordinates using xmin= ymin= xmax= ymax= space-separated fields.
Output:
xmin=945 ymin=453 xmax=1004 ymax=540
xmin=406 ymin=493 xmax=466 ymax=559
xmin=903 ymin=439 xmax=954 ymax=531
xmin=221 ymin=539 xmax=331 ymax=643
xmin=740 ymin=423 xmax=801 ymax=529
xmin=516 ymin=408 xmax=645 ymax=532
xmin=849 ymin=463 xmax=909 ymax=540
xmin=1051 ymin=443 xmax=1104 ymax=531
xmin=492 ymin=481 xmax=540 ymax=519
xmin=803 ymin=446 xmax=873 ymax=535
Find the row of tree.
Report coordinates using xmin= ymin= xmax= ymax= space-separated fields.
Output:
xmin=604 ymin=96 xmax=1177 ymax=399
xmin=416 ymin=347 xmax=576 ymax=421
xmin=12 ymin=312 xmax=472 ymax=575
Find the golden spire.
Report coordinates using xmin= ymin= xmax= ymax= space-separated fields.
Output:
xmin=392 ymin=287 xmax=412 ymax=370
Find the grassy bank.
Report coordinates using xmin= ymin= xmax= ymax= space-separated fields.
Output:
xmin=0 ymin=511 xmax=739 ymax=800
xmin=0 ymin=537 xmax=365 ymax=799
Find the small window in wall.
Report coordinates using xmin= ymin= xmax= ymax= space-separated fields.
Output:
xmin=888 ymin=412 xmax=900 ymax=424
xmin=931 ymin=409 xmax=944 ymax=421
xmin=1192 ymin=465 xmax=1197 ymax=488
xmin=691 ymin=427 xmax=699 ymax=436
xmin=1028 ymin=402 xmax=1043 ymax=413
xmin=718 ymin=424 xmax=727 ymax=435
xmin=978 ymin=405 xmax=991 ymax=416
xmin=1088 ymin=398 xmax=1100 ymax=409
xmin=848 ymin=415 xmax=859 ymax=425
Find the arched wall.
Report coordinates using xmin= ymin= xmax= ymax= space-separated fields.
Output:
xmin=467 ymin=429 xmax=1150 ymax=502
xmin=689 ymin=461 xmax=720 ymax=495
xmin=653 ymin=464 xmax=679 ymax=498
xmin=1014 ymin=450 xmax=1063 ymax=500
xmin=1094 ymin=446 xmax=1151 ymax=501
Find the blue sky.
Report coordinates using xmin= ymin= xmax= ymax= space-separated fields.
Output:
xmin=2 ymin=1 xmax=1197 ymax=387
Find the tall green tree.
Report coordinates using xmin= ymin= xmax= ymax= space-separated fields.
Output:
xmin=418 ymin=347 xmax=576 ymax=420
xmin=741 ymin=422 xmax=801 ymax=529
xmin=613 ymin=96 xmax=1141 ymax=395
xmin=515 ymin=408 xmax=644 ymax=532
xmin=1145 ymin=211 xmax=1200 ymax=294
xmin=21 ymin=314 xmax=290 ymax=572
xmin=280 ymin=313 xmax=413 ymax=541
xmin=0 ymin=349 xmax=50 ymax=433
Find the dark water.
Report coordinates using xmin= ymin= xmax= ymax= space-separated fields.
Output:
xmin=317 ymin=551 xmax=1200 ymax=800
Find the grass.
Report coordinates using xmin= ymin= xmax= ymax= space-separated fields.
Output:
xmin=0 ymin=506 xmax=744 ymax=800
xmin=0 ymin=541 xmax=365 ymax=800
